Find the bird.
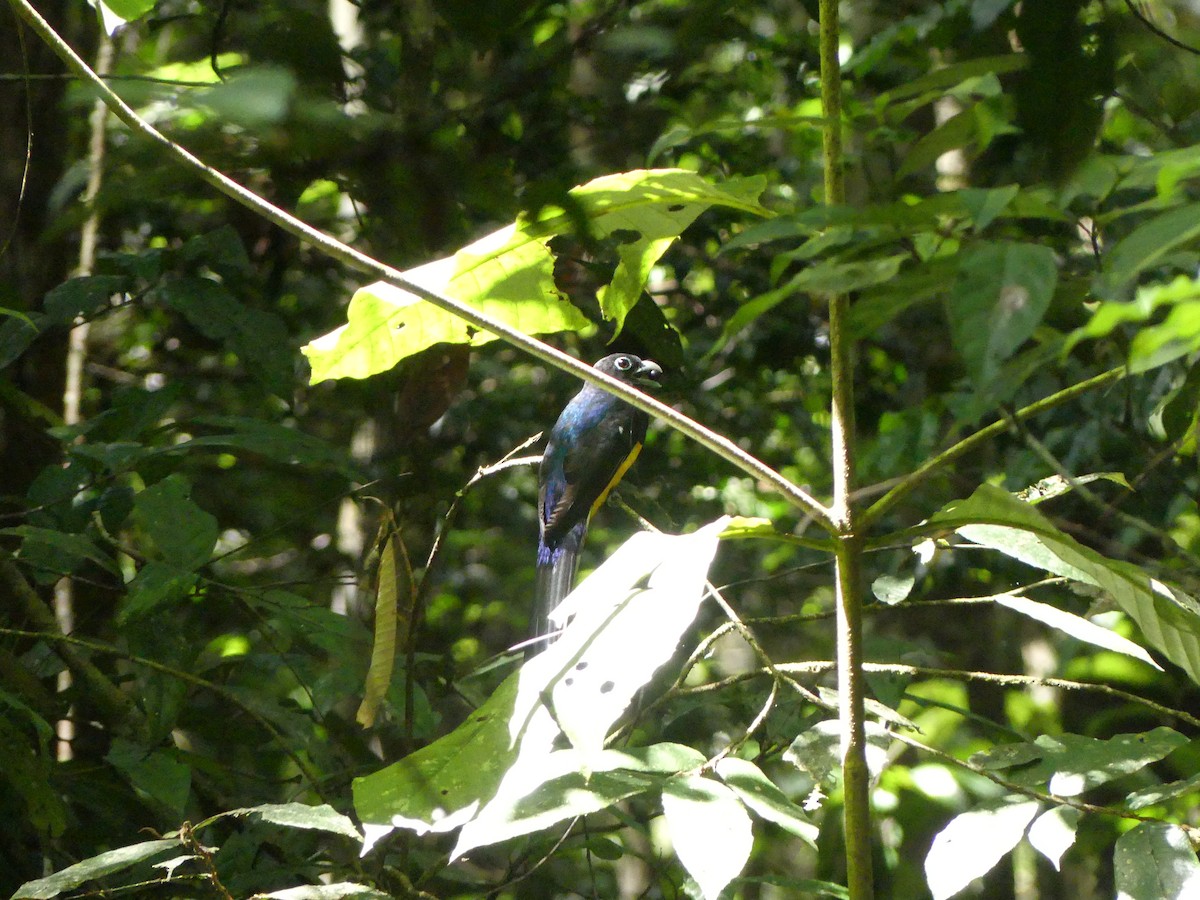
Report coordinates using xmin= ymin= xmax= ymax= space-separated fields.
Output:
xmin=531 ymin=352 xmax=663 ymax=652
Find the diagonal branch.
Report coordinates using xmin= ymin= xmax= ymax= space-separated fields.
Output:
xmin=6 ymin=0 xmax=833 ymax=532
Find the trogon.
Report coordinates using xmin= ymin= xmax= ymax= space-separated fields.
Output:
xmin=532 ymin=352 xmax=663 ymax=651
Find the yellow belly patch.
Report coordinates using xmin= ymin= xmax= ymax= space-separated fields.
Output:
xmin=588 ymin=442 xmax=643 ymax=521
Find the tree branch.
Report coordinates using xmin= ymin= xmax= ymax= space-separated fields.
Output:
xmin=5 ymin=0 xmax=833 ymax=532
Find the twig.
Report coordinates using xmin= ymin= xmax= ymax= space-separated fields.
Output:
xmin=863 ymin=367 xmax=1127 ymax=525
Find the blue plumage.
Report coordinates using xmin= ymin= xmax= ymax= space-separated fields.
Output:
xmin=530 ymin=353 xmax=662 ymax=653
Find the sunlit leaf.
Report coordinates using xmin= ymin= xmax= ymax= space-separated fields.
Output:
xmin=933 ymin=484 xmax=1200 ymax=685
xmin=924 ymin=799 xmax=1040 ymax=900
xmin=303 ymin=170 xmax=767 ymax=382
xmin=714 ymin=757 xmax=818 ymax=844
xmin=662 ymin=774 xmax=754 ymax=900
xmin=993 ymin=593 xmax=1161 ymax=671
xmin=1027 ymin=805 xmax=1080 ymax=871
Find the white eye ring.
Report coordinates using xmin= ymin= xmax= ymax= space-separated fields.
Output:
xmin=615 ymin=356 xmax=633 ymax=370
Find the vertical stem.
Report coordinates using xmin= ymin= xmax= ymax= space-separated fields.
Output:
xmin=54 ymin=28 xmax=114 ymax=762
xmin=818 ymin=1 xmax=873 ymax=896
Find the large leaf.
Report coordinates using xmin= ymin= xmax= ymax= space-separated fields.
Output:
xmin=12 ymin=839 xmax=183 ymax=899
xmin=992 ymin=593 xmax=1161 ymax=671
xmin=931 ymin=483 xmax=1200 ymax=685
xmin=1114 ymin=822 xmax=1200 ymax=900
xmin=356 ymin=520 xmax=728 ymax=858
xmin=971 ymin=728 xmax=1187 ymax=797
xmin=132 ymin=475 xmax=218 ymax=572
xmin=1097 ymin=202 xmax=1200 ymax=298
xmin=662 ymin=774 xmax=755 ymax=900
xmin=945 ymin=241 xmax=1057 ymax=387
xmin=451 ymin=743 xmax=704 ymax=859
xmin=539 ymin=517 xmax=728 ymax=755
xmin=155 ymin=276 xmax=293 ymax=396
xmin=714 ymin=757 xmax=818 ymax=844
xmin=302 ymin=170 xmax=767 ymax=382
xmin=924 ymin=799 xmax=1041 ymax=900
xmin=354 ymin=671 xmax=522 ymax=847
xmin=1026 ymin=805 xmax=1080 ymax=871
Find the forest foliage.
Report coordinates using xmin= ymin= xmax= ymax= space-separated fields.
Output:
xmin=3 ymin=0 xmax=1200 ymax=898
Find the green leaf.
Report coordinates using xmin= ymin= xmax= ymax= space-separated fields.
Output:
xmin=897 ymin=107 xmax=981 ymax=180
xmin=43 ymin=275 xmax=128 ymax=322
xmin=924 ymin=799 xmax=1041 ymax=900
xmin=97 ymin=0 xmax=158 ymax=23
xmin=1125 ymin=773 xmax=1200 ymax=811
xmin=11 ymin=838 xmax=183 ymax=899
xmin=118 ymin=562 xmax=198 ymax=623
xmin=303 ymin=225 xmax=579 ymax=382
xmin=132 ymin=475 xmax=218 ymax=571
xmin=971 ymin=728 xmax=1187 ymax=796
xmin=1016 ymin=472 xmax=1131 ymax=505
xmin=155 ymin=276 xmax=293 ymax=395
xmin=254 ymin=885 xmax=391 ymax=900
xmin=1113 ymin=823 xmax=1200 ymax=900
xmin=179 ymin=416 xmax=361 ymax=478
xmin=450 ymin=744 xmax=703 ymax=858
xmin=945 ymin=241 xmax=1057 ymax=387
xmin=354 ymin=672 xmax=521 ymax=841
xmin=662 ymin=775 xmax=754 ymax=900
xmin=872 ymin=573 xmax=915 ymax=605
xmin=303 ymin=169 xmax=767 ymax=382
xmin=784 ymin=720 xmax=892 ymax=788
xmin=959 ymin=185 xmax=1020 ymax=231
xmin=232 ymin=802 xmax=362 ymax=840
xmin=356 ymin=528 xmax=407 ymax=728
xmin=713 ymin=757 xmax=818 ymax=844
xmin=2 ymin=526 xmax=120 ymax=576
xmin=1071 ymin=275 xmax=1200 ymax=374
xmin=932 ymin=483 xmax=1200 ymax=685
xmin=992 ymin=593 xmax=1161 ymax=671
xmin=1098 ymin=202 xmax=1200 ymax=297
xmin=106 ymin=739 xmax=192 ymax=818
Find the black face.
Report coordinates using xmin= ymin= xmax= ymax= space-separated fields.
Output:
xmin=594 ymin=353 xmax=663 ymax=388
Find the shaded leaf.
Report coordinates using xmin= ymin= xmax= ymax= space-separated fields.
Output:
xmin=971 ymin=728 xmax=1187 ymax=796
xmin=945 ymin=241 xmax=1057 ymax=387
xmin=132 ymin=475 xmax=218 ymax=571
xmin=1114 ymin=822 xmax=1200 ymax=900
xmin=1099 ymin=203 xmax=1200 ymax=298
xmin=233 ymin=802 xmax=362 ymax=840
xmin=12 ymin=839 xmax=182 ymax=899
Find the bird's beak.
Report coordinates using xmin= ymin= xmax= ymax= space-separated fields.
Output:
xmin=634 ymin=359 xmax=663 ymax=388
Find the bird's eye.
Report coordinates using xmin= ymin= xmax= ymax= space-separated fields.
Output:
xmin=615 ymin=356 xmax=633 ymax=370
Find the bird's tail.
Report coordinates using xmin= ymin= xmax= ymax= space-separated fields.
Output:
xmin=530 ymin=526 xmax=584 ymax=656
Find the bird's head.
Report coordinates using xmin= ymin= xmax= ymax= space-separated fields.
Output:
xmin=594 ymin=353 xmax=663 ymax=389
